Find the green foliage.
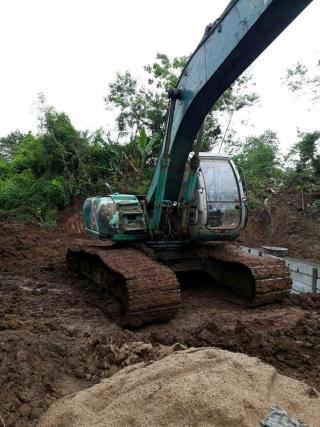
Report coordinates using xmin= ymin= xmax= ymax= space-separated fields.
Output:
xmin=0 ymin=130 xmax=25 ymax=161
xmin=136 ymin=128 xmax=158 ymax=171
xmin=283 ymin=61 xmax=320 ymax=220
xmin=106 ymin=53 xmax=258 ymax=153
xmin=284 ymin=131 xmax=320 ymax=220
xmin=233 ymin=129 xmax=320 ymax=221
xmin=106 ymin=53 xmax=186 ymax=145
xmin=285 ymin=131 xmax=320 ymax=186
xmin=0 ymin=170 xmax=69 ymax=225
xmin=284 ymin=60 xmax=320 ymax=102
xmin=1 ymin=51 xmax=318 ymax=227
xmin=233 ymin=130 xmax=283 ymax=205
xmin=291 ymin=131 xmax=320 ymax=178
xmin=0 ymin=97 xmax=157 ymax=224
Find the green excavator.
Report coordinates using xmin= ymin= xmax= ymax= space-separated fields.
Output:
xmin=67 ymin=0 xmax=313 ymax=326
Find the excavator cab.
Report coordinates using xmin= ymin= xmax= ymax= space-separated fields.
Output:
xmin=187 ymin=153 xmax=248 ymax=241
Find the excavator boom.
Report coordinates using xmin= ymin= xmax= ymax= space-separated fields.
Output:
xmin=147 ymin=0 xmax=313 ymax=225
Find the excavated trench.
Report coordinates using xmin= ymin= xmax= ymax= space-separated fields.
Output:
xmin=0 ymin=222 xmax=320 ymax=426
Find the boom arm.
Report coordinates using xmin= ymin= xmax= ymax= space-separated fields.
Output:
xmin=146 ymin=0 xmax=313 ymax=230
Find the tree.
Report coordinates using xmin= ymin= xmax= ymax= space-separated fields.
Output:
xmin=0 ymin=130 xmax=25 ymax=161
xmin=105 ymin=53 xmax=258 ymax=153
xmin=106 ymin=54 xmax=187 ymax=146
xmin=284 ymin=60 xmax=320 ymax=102
xmin=233 ymin=130 xmax=282 ymax=195
xmin=283 ymin=131 xmax=320 ymax=220
xmin=287 ymin=130 xmax=320 ymax=179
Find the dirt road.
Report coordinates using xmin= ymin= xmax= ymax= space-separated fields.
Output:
xmin=1 ymin=221 xmax=320 ymax=426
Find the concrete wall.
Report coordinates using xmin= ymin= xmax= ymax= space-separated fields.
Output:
xmin=240 ymin=246 xmax=320 ymax=294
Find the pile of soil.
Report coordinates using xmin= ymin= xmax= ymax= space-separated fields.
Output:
xmin=38 ymin=348 xmax=320 ymax=427
xmin=1 ymin=220 xmax=320 ymax=426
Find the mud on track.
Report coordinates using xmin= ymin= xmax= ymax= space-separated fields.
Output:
xmin=0 ymin=221 xmax=320 ymax=426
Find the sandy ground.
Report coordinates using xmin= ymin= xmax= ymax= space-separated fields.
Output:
xmin=39 ymin=348 xmax=320 ymax=427
xmin=1 ymin=220 xmax=320 ymax=426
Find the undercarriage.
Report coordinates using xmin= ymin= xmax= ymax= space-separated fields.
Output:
xmin=67 ymin=242 xmax=292 ymax=327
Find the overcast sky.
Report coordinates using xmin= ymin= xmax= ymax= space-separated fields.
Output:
xmin=0 ymin=0 xmax=319 ymax=152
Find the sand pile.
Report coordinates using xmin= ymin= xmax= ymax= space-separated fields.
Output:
xmin=38 ymin=347 xmax=320 ymax=427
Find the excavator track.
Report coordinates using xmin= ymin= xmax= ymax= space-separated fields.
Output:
xmin=66 ymin=246 xmax=181 ymax=327
xmin=193 ymin=244 xmax=292 ymax=306
xmin=67 ymin=243 xmax=291 ymax=328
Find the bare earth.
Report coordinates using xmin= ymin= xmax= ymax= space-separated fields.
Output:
xmin=0 ymin=220 xmax=320 ymax=426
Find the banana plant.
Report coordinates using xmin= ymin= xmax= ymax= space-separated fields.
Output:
xmin=136 ymin=127 xmax=159 ymax=173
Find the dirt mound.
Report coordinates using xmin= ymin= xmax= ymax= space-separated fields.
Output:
xmin=38 ymin=348 xmax=320 ymax=427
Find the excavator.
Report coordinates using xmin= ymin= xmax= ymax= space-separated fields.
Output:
xmin=67 ymin=0 xmax=314 ymax=327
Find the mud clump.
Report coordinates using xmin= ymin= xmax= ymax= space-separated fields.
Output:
xmin=38 ymin=348 xmax=320 ymax=427
xmin=86 ymin=338 xmax=182 ymax=377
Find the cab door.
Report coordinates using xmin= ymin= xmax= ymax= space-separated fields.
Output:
xmin=200 ymin=158 xmax=244 ymax=230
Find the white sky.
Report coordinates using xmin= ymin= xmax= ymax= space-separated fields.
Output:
xmin=0 ymin=0 xmax=319 ymax=152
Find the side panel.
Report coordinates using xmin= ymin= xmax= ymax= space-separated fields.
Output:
xmin=83 ymin=195 xmax=148 ymax=242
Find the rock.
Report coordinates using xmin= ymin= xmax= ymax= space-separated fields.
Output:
xmin=74 ymin=367 xmax=85 ymax=379
xmin=108 ymin=364 xmax=118 ymax=376
xmin=106 ymin=344 xmax=120 ymax=363
xmin=8 ymin=319 xmax=19 ymax=329
xmin=133 ymin=343 xmax=153 ymax=356
xmin=172 ymin=343 xmax=187 ymax=352
xmin=306 ymin=387 xmax=318 ymax=398
xmin=18 ymin=389 xmax=34 ymax=403
xmin=12 ymin=418 xmax=26 ymax=427
xmin=125 ymin=354 xmax=140 ymax=365
xmin=16 ymin=350 xmax=28 ymax=362
xmin=117 ymin=344 xmax=130 ymax=363
xmin=64 ymin=326 xmax=78 ymax=337
xmin=18 ymin=403 xmax=31 ymax=418
xmin=30 ymin=406 xmax=43 ymax=420
xmin=5 ymin=413 xmax=19 ymax=427
xmin=85 ymin=365 xmax=95 ymax=375
xmin=95 ymin=358 xmax=110 ymax=370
